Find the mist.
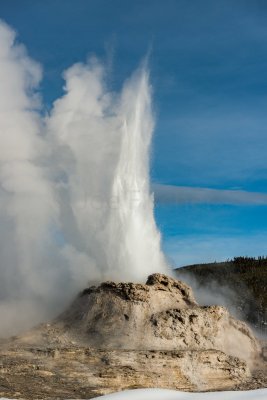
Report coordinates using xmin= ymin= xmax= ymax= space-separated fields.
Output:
xmin=0 ymin=21 xmax=169 ymax=336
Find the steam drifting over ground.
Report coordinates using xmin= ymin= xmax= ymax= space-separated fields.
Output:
xmin=0 ymin=20 xmax=168 ymax=336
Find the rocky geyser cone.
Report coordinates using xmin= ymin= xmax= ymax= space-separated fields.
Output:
xmin=1 ymin=273 xmax=265 ymax=399
xmin=55 ymin=273 xmax=260 ymax=364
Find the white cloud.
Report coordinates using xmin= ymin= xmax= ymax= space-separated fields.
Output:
xmin=153 ymin=184 xmax=267 ymax=205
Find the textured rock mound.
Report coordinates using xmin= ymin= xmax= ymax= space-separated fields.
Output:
xmin=0 ymin=273 xmax=265 ymax=399
xmin=56 ymin=273 xmax=259 ymax=363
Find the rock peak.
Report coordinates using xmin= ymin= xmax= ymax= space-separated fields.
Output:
xmin=81 ymin=273 xmax=196 ymax=305
xmin=146 ymin=273 xmax=196 ymax=302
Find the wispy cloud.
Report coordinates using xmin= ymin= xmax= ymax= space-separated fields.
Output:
xmin=153 ymin=184 xmax=267 ymax=205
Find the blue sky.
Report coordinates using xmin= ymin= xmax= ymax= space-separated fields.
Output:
xmin=1 ymin=0 xmax=267 ymax=266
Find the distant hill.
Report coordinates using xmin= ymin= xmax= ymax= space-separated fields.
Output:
xmin=175 ymin=257 xmax=267 ymax=336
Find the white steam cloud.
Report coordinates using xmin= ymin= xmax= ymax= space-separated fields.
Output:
xmin=0 ymin=21 xmax=168 ymax=336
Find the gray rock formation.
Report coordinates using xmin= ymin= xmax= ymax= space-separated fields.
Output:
xmin=55 ymin=273 xmax=259 ymax=364
xmin=0 ymin=273 xmax=265 ymax=399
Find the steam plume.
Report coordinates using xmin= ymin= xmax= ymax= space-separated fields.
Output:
xmin=0 ymin=21 xmax=168 ymax=336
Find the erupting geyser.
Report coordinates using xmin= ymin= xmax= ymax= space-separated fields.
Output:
xmin=48 ymin=61 xmax=168 ymax=283
xmin=0 ymin=21 xmax=265 ymax=400
xmin=0 ymin=21 xmax=168 ymax=336
xmin=106 ymin=69 xmax=168 ymax=280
